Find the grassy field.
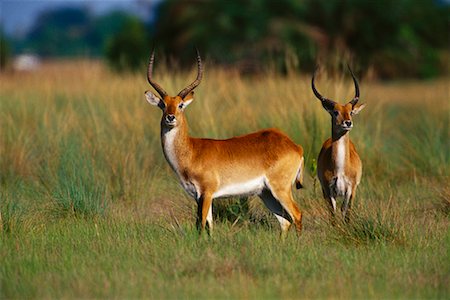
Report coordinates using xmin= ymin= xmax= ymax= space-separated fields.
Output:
xmin=1 ymin=60 xmax=449 ymax=299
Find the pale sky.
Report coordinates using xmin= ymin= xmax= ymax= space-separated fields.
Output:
xmin=0 ymin=0 xmax=158 ymax=36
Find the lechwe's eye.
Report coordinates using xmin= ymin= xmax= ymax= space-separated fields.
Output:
xmin=178 ymin=103 xmax=184 ymax=109
xmin=333 ymin=111 xmax=339 ymax=116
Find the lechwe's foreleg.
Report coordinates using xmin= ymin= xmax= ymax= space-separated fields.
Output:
xmin=322 ymin=185 xmax=337 ymax=225
xmin=341 ymin=185 xmax=357 ymax=223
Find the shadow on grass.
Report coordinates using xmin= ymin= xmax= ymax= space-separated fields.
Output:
xmin=213 ymin=197 xmax=273 ymax=229
xmin=158 ymin=197 xmax=278 ymax=240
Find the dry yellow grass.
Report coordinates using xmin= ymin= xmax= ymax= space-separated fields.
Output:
xmin=0 ymin=60 xmax=448 ymax=298
xmin=1 ymin=60 xmax=449 ymax=217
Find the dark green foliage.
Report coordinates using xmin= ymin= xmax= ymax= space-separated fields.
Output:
xmin=16 ymin=8 xmax=140 ymax=58
xmin=0 ymin=29 xmax=11 ymax=70
xmin=26 ymin=7 xmax=92 ymax=57
xmin=104 ymin=18 xmax=150 ymax=72
xmin=90 ymin=11 xmax=140 ymax=57
xmin=5 ymin=1 xmax=448 ymax=76
xmin=154 ymin=0 xmax=449 ymax=78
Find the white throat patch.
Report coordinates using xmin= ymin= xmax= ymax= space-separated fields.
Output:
xmin=335 ymin=138 xmax=346 ymax=176
xmin=161 ymin=127 xmax=200 ymax=199
xmin=162 ymin=127 xmax=180 ymax=174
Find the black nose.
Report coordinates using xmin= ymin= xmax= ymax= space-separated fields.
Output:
xmin=166 ymin=114 xmax=176 ymax=122
xmin=344 ymin=120 xmax=352 ymax=127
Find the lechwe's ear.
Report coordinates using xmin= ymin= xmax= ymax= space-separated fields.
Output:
xmin=351 ymin=103 xmax=366 ymax=115
xmin=145 ymin=90 xmax=165 ymax=110
xmin=179 ymin=91 xmax=194 ymax=110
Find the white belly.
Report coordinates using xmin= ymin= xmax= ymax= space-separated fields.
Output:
xmin=212 ymin=177 xmax=265 ymax=199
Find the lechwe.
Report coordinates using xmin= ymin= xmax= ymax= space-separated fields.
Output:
xmin=311 ymin=66 xmax=366 ymax=222
xmin=144 ymin=50 xmax=305 ymax=236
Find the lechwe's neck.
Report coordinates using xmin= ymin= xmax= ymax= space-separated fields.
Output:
xmin=161 ymin=120 xmax=192 ymax=175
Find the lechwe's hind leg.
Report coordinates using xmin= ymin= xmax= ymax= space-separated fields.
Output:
xmin=259 ymin=189 xmax=292 ymax=237
xmin=259 ymin=188 xmax=302 ymax=238
xmin=276 ymin=189 xmax=302 ymax=234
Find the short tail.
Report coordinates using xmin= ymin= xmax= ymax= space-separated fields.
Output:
xmin=295 ymin=156 xmax=304 ymax=189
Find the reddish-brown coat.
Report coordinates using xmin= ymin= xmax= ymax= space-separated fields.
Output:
xmin=311 ymin=66 xmax=365 ymax=222
xmin=316 ymin=102 xmax=365 ymax=221
xmin=147 ymin=93 xmax=304 ymax=236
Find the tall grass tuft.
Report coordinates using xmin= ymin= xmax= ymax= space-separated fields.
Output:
xmin=44 ymin=136 xmax=109 ymax=218
xmin=331 ymin=213 xmax=405 ymax=246
xmin=326 ymin=191 xmax=409 ymax=246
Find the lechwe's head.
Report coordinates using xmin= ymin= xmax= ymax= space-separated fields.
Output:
xmin=145 ymin=49 xmax=203 ymax=129
xmin=312 ymin=66 xmax=366 ymax=133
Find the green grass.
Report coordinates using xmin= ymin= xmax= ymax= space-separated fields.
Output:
xmin=1 ymin=217 xmax=447 ymax=299
xmin=0 ymin=61 xmax=449 ymax=298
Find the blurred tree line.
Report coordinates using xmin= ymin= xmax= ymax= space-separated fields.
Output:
xmin=154 ymin=0 xmax=448 ymax=78
xmin=3 ymin=0 xmax=449 ymax=78
xmin=0 ymin=29 xmax=11 ymax=71
xmin=6 ymin=7 xmax=150 ymax=71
